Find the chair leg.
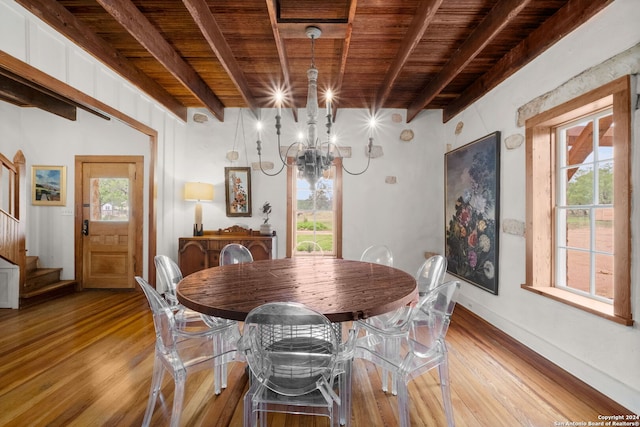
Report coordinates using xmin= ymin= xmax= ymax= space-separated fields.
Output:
xmin=438 ymin=357 xmax=455 ymax=427
xmin=339 ymin=359 xmax=352 ymax=426
xmin=170 ymin=371 xmax=187 ymax=427
xmin=397 ymin=377 xmax=410 ymax=427
xmin=142 ymin=356 xmax=164 ymax=427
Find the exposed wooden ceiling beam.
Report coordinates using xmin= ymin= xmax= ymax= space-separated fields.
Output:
xmin=0 ymin=74 xmax=76 ymax=121
xmin=182 ymin=0 xmax=259 ymax=119
xmin=373 ymin=0 xmax=443 ymax=113
xmin=266 ymin=0 xmax=297 ymax=122
xmin=407 ymin=0 xmax=531 ymax=122
xmin=442 ymin=0 xmax=615 ymax=123
xmin=334 ymin=0 xmax=358 ymax=115
xmin=94 ymin=0 xmax=225 ymax=121
xmin=0 ymin=65 xmax=111 ymax=121
xmin=15 ymin=0 xmax=188 ymax=122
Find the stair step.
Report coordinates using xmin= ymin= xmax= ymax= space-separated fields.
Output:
xmin=26 ymin=256 xmax=39 ymax=274
xmin=20 ymin=280 xmax=77 ymax=306
xmin=26 ymin=268 xmax=62 ymax=290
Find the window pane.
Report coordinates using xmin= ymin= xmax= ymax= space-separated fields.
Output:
xmin=90 ymin=178 xmax=129 ymax=221
xmin=595 ymin=253 xmax=614 ymax=299
xmin=564 ymin=121 xmax=593 ymax=167
xmin=565 ymin=209 xmax=590 ymax=250
xmin=295 ymin=176 xmax=334 ymax=255
xmin=566 ymin=165 xmax=593 ymax=205
xmin=597 ymin=161 xmax=613 ymax=204
xmin=594 ymin=207 xmax=613 ymax=253
xmin=565 ymin=249 xmax=590 ymax=293
xmin=597 ymin=113 xmax=614 ymax=161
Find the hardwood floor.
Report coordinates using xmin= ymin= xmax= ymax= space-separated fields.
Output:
xmin=0 ymin=290 xmax=631 ymax=426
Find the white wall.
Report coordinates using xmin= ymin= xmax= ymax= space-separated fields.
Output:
xmin=178 ymin=107 xmax=444 ymax=274
xmin=0 ymin=0 xmax=638 ymax=414
xmin=443 ymin=0 xmax=640 ymax=412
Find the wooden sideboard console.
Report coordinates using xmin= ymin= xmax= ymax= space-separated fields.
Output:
xmin=178 ymin=225 xmax=276 ymax=276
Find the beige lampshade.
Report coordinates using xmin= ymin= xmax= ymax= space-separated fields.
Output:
xmin=184 ymin=182 xmax=214 ymax=201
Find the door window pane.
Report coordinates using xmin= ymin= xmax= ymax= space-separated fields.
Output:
xmin=90 ymin=178 xmax=129 ymax=221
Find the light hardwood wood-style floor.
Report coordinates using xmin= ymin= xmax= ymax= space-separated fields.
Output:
xmin=0 ymin=290 xmax=631 ymax=426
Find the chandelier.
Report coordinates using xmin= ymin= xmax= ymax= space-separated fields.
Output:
xmin=256 ymin=26 xmax=373 ymax=190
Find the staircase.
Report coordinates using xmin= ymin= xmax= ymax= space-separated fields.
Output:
xmin=20 ymin=256 xmax=77 ymax=308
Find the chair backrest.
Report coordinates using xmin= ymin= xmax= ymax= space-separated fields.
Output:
xmin=219 ymin=243 xmax=254 ymax=265
xmin=154 ymin=255 xmax=183 ymax=306
xmin=136 ymin=276 xmax=180 ymax=354
xmin=360 ymin=245 xmax=394 ymax=266
xmin=412 ymin=280 xmax=460 ymax=352
xmin=241 ymin=302 xmax=338 ymax=397
xmin=415 ymin=255 xmax=447 ymax=296
xmin=295 ymin=240 xmax=323 ymax=255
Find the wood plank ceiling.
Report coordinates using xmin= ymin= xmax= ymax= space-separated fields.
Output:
xmin=11 ymin=0 xmax=614 ymax=123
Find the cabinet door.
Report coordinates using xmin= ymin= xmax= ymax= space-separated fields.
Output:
xmin=245 ymin=240 xmax=271 ymax=261
xmin=179 ymin=240 xmax=207 ymax=276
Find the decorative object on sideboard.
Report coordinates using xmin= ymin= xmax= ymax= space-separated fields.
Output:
xmin=260 ymin=201 xmax=272 ymax=236
xmin=255 ymin=26 xmax=376 ymax=190
xmin=184 ymin=182 xmax=214 ymax=236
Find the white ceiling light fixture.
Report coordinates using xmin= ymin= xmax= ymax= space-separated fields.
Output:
xmin=256 ymin=26 xmax=374 ymax=190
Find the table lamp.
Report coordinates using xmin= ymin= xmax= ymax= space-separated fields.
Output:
xmin=184 ymin=182 xmax=214 ymax=236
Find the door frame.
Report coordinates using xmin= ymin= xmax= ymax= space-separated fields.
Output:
xmin=74 ymin=156 xmax=144 ymax=289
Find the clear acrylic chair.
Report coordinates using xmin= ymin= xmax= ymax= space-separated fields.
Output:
xmin=219 ymin=243 xmax=254 ymax=265
xmin=154 ymin=255 xmax=207 ymax=328
xmin=360 ymin=245 xmax=394 ymax=266
xmin=355 ymin=255 xmax=447 ymax=394
xmin=412 ymin=255 xmax=448 ymax=328
xmin=356 ymin=280 xmax=461 ymax=427
xmin=239 ymin=302 xmax=346 ymax=427
xmin=135 ymin=276 xmax=240 ymax=427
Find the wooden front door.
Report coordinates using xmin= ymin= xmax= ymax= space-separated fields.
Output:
xmin=75 ymin=157 xmax=143 ymax=289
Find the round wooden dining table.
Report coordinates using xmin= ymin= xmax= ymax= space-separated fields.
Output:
xmin=177 ymin=257 xmax=418 ymax=323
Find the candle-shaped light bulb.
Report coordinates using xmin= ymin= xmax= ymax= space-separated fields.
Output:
xmin=326 ymin=90 xmax=333 ymax=116
xmin=275 ymin=90 xmax=283 ymax=117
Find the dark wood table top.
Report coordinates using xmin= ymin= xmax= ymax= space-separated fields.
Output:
xmin=177 ymin=258 xmax=418 ymax=322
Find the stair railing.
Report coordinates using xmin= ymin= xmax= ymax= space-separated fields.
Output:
xmin=0 ymin=150 xmax=27 ymax=293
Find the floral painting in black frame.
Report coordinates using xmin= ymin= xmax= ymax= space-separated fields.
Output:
xmin=445 ymin=131 xmax=500 ymax=294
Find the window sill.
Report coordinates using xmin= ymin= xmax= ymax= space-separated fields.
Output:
xmin=521 ymin=285 xmax=634 ymax=326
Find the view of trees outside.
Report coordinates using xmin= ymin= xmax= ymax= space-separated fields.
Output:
xmin=93 ymin=177 xmax=129 ymax=221
xmin=295 ymin=178 xmax=334 ymax=253
xmin=559 ymin=114 xmax=614 ymax=300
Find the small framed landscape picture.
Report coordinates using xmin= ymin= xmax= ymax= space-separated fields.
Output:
xmin=32 ymin=165 xmax=67 ymax=206
xmin=224 ymin=167 xmax=252 ymax=217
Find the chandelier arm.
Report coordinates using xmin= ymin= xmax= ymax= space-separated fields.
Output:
xmin=342 ymin=154 xmax=372 ymax=176
xmin=330 ymin=137 xmax=374 ymax=176
xmin=257 ymin=154 xmax=287 ymax=177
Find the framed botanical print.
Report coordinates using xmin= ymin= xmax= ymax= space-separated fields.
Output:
xmin=445 ymin=132 xmax=500 ymax=294
xmin=224 ymin=167 xmax=252 ymax=217
xmin=32 ymin=165 xmax=67 ymax=206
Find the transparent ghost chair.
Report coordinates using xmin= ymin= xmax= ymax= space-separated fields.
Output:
xmin=355 ymin=255 xmax=447 ymax=394
xmin=154 ymin=255 xmax=205 ymax=327
xmin=356 ymin=280 xmax=461 ymax=427
xmin=412 ymin=255 xmax=448 ymax=327
xmin=219 ymin=243 xmax=254 ymax=265
xmin=360 ymin=245 xmax=394 ymax=266
xmin=240 ymin=302 xmax=352 ymax=427
xmin=135 ymin=277 xmax=240 ymax=427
